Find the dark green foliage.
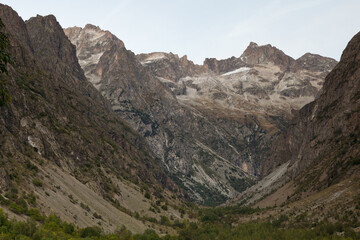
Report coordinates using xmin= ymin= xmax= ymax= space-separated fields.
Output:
xmin=272 ymin=214 xmax=289 ymax=227
xmin=191 ymin=182 xmax=227 ymax=206
xmin=25 ymin=160 xmax=38 ymax=172
xmin=80 ymin=202 xmax=91 ymax=212
xmin=25 ymin=193 xmax=37 ymax=205
xmin=26 ymin=208 xmax=44 ymax=222
xmin=227 ymin=176 xmax=254 ymax=192
xmin=0 ymin=207 xmax=357 ymax=239
xmin=144 ymin=191 xmax=151 ymax=199
xmin=199 ymin=205 xmax=259 ymax=223
xmin=93 ymin=212 xmax=102 ymax=219
xmin=177 ymin=221 xmax=354 ymax=240
xmin=32 ymin=178 xmax=43 ymax=187
xmin=80 ymin=226 xmax=102 ymax=237
xmin=160 ymin=216 xmax=170 ymax=225
xmin=133 ymin=229 xmax=161 ymax=240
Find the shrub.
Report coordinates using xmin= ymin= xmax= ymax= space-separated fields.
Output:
xmin=80 ymin=226 xmax=102 ymax=237
xmin=160 ymin=216 xmax=170 ymax=225
xmin=26 ymin=208 xmax=44 ymax=222
xmin=93 ymin=212 xmax=102 ymax=219
xmin=32 ymin=179 xmax=43 ymax=187
xmin=144 ymin=192 xmax=151 ymax=199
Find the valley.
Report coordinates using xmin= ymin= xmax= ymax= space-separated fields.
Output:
xmin=0 ymin=3 xmax=359 ymax=239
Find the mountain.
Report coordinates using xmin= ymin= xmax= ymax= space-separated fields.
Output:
xmin=65 ymin=25 xmax=256 ymax=206
xmin=65 ymin=25 xmax=336 ymax=205
xmin=139 ymin=41 xmax=337 ymax=119
xmin=227 ymin=31 xmax=360 ymax=216
xmin=137 ymin=41 xmax=337 ymax=176
xmin=0 ymin=4 xmax=184 ymax=233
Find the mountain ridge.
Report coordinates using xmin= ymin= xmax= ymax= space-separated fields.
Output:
xmin=1 ymin=3 xmax=359 ymax=237
xmin=65 ymin=24 xmax=337 ymax=205
xmin=0 ymin=4 xmax=184 ymax=233
xmin=227 ymin=31 xmax=360 ymax=210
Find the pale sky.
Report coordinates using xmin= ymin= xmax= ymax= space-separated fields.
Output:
xmin=2 ymin=0 xmax=360 ymax=64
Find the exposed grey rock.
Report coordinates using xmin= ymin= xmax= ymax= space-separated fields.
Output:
xmin=65 ymin=26 xmax=337 ymax=205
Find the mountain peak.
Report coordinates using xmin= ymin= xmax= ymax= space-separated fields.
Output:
xmin=241 ymin=42 xmax=294 ymax=69
xmin=84 ymin=23 xmax=101 ymax=31
xmin=248 ymin=41 xmax=259 ymax=48
xmin=25 ymin=14 xmax=80 ymax=70
xmin=296 ymin=52 xmax=337 ymax=72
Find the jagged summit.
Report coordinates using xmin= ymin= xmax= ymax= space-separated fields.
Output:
xmin=241 ymin=41 xmax=295 ymax=69
xmin=248 ymin=41 xmax=259 ymax=48
xmin=64 ymin=25 xmax=125 ymax=88
xmin=65 ymin=25 xmax=258 ymax=205
xmin=65 ymin=24 xmax=338 ymax=205
xmin=26 ymin=15 xmax=85 ymax=79
xmin=84 ymin=23 xmax=101 ymax=30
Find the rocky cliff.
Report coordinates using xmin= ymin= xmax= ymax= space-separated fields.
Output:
xmin=65 ymin=25 xmax=262 ymax=205
xmin=228 ymin=31 xmax=360 ymax=208
xmin=0 ymin=4 xmax=183 ymax=232
xmin=269 ymin=30 xmax=360 ymax=186
xmin=65 ymin=25 xmax=336 ymax=205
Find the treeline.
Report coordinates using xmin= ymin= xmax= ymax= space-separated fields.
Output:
xmin=0 ymin=208 xmax=358 ymax=240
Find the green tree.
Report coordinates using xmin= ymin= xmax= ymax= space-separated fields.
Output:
xmin=0 ymin=18 xmax=13 ymax=107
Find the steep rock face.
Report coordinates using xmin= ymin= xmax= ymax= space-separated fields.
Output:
xmin=0 ymin=5 xmax=181 ymax=232
xmin=64 ymin=24 xmax=124 ymax=89
xmin=66 ymin=25 xmax=338 ymax=205
xmin=270 ymin=31 xmax=360 ymax=179
xmin=239 ymin=31 xmax=360 ymax=207
xmin=66 ymin=26 xmax=255 ymax=205
xmin=140 ymin=44 xmax=337 ymax=182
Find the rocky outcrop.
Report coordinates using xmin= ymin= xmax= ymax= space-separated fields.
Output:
xmin=203 ymin=56 xmax=247 ymax=74
xmin=241 ymin=42 xmax=295 ymax=70
xmin=136 ymin=52 xmax=207 ymax=82
xmin=64 ymin=24 xmax=124 ymax=89
xmin=295 ymin=53 xmax=338 ymax=73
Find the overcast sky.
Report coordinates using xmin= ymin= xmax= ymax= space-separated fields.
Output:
xmin=2 ymin=0 xmax=360 ymax=64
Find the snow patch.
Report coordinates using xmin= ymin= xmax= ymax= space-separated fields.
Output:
xmin=140 ymin=53 xmax=166 ymax=65
xmin=222 ymin=67 xmax=251 ymax=76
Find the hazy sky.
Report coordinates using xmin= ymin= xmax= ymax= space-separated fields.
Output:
xmin=2 ymin=0 xmax=360 ymax=64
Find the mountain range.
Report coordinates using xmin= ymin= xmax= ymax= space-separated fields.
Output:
xmin=64 ymin=24 xmax=337 ymax=205
xmin=0 ymin=3 xmax=359 ymax=236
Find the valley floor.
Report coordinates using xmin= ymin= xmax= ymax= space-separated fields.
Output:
xmin=0 ymin=206 xmax=359 ymax=240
